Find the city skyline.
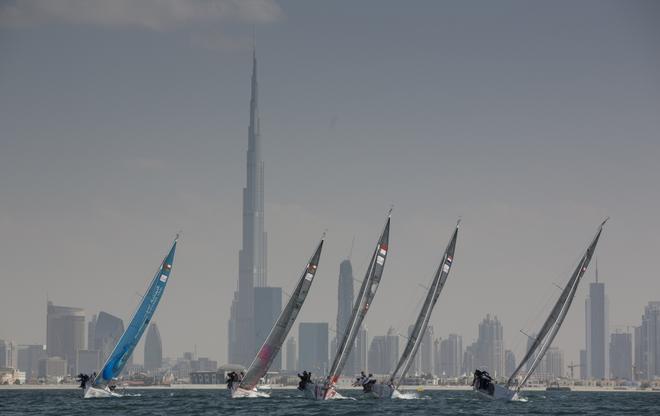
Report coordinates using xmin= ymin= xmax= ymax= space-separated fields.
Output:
xmin=1 ymin=0 xmax=660 ymax=370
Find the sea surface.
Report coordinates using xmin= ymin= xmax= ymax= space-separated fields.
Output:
xmin=1 ymin=388 xmax=659 ymax=415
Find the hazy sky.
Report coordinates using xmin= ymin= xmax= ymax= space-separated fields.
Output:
xmin=1 ymin=0 xmax=659 ymax=367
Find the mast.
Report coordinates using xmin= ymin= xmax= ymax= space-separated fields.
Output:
xmin=391 ymin=220 xmax=459 ymax=389
xmin=327 ymin=211 xmax=391 ymax=384
xmin=239 ymin=237 xmax=324 ymax=390
xmin=507 ymin=219 xmax=608 ymax=390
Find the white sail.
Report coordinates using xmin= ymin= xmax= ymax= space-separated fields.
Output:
xmin=237 ymin=238 xmax=324 ymax=392
xmin=390 ymin=221 xmax=459 ymax=390
xmin=326 ymin=213 xmax=390 ymax=385
xmin=506 ymin=218 xmax=607 ymax=391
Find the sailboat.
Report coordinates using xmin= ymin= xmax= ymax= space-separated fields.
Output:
xmin=300 ymin=211 xmax=391 ymax=400
xmin=364 ymin=220 xmax=459 ymax=399
xmin=230 ymin=236 xmax=325 ymax=398
xmin=472 ymin=219 xmax=608 ymax=401
xmin=81 ymin=235 xmax=179 ymax=398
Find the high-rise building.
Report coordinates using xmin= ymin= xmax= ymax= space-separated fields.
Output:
xmin=285 ymin=337 xmax=297 ymax=371
xmin=609 ymin=331 xmax=632 ymax=380
xmin=0 ymin=340 xmax=17 ymax=368
xmin=228 ymin=47 xmax=268 ymax=367
xmin=585 ymin=267 xmax=608 ymax=379
xmin=87 ymin=314 xmax=97 ymax=351
xmin=579 ymin=349 xmax=587 ymax=380
xmin=420 ymin=326 xmax=434 ymax=375
xmin=254 ymin=287 xmax=282 ymax=370
xmin=336 ymin=259 xmax=358 ymax=374
xmin=46 ymin=301 xmax=85 ymax=375
xmin=637 ymin=301 xmax=660 ymax=380
xmin=367 ymin=329 xmax=399 ymax=375
xmin=476 ymin=314 xmax=505 ymax=378
xmin=298 ymin=323 xmax=329 ymax=376
xmin=91 ymin=311 xmax=125 ymax=367
xmin=439 ymin=334 xmax=463 ymax=378
xmin=504 ymin=350 xmax=516 ymax=378
xmin=544 ymin=347 xmax=564 ymax=379
xmin=463 ymin=342 xmax=478 ymax=375
xmin=405 ymin=325 xmax=434 ymax=375
xmin=38 ymin=357 xmax=67 ymax=380
xmin=16 ymin=345 xmax=46 ymax=380
xmin=144 ymin=323 xmax=163 ymax=372
xmin=355 ymin=326 xmax=368 ymax=374
xmin=634 ymin=325 xmax=642 ymax=380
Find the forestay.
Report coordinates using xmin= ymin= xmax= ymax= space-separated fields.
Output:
xmin=239 ymin=238 xmax=325 ymax=390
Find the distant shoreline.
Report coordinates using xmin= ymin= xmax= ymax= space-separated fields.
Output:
xmin=1 ymin=384 xmax=657 ymax=393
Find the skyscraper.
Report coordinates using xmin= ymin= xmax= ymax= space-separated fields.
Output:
xmin=91 ymin=311 xmax=125 ymax=367
xmin=585 ymin=267 xmax=608 ymax=379
xmin=463 ymin=342 xmax=478 ymax=375
xmin=544 ymin=347 xmax=564 ymax=379
xmin=609 ymin=331 xmax=632 ymax=380
xmin=407 ymin=325 xmax=434 ymax=376
xmin=420 ymin=326 xmax=434 ymax=375
xmin=336 ymin=259 xmax=356 ymax=373
xmin=367 ymin=329 xmax=399 ymax=375
xmin=504 ymin=350 xmax=516 ymax=378
xmin=254 ymin=287 xmax=282 ymax=370
xmin=17 ymin=345 xmax=46 ymax=380
xmin=476 ymin=314 xmax=505 ymax=378
xmin=285 ymin=337 xmax=297 ymax=371
xmin=144 ymin=323 xmax=163 ymax=372
xmin=298 ymin=323 xmax=329 ymax=375
xmin=439 ymin=334 xmax=463 ymax=378
xmin=46 ymin=301 xmax=85 ymax=375
xmin=637 ymin=301 xmax=660 ymax=380
xmin=579 ymin=349 xmax=587 ymax=380
xmin=228 ymin=47 xmax=267 ymax=367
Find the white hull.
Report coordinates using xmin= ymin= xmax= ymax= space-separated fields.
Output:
xmin=83 ymin=385 xmax=122 ymax=399
xmin=302 ymin=382 xmax=343 ymax=400
xmin=231 ymin=386 xmax=270 ymax=398
xmin=474 ymin=383 xmax=518 ymax=401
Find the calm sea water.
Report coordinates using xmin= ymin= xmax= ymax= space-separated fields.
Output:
xmin=1 ymin=388 xmax=659 ymax=415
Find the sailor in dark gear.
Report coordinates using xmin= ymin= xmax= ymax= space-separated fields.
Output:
xmin=297 ymin=371 xmax=311 ymax=391
xmin=77 ymin=373 xmax=90 ymax=389
xmin=226 ymin=371 xmax=238 ymax=390
xmin=472 ymin=369 xmax=494 ymax=395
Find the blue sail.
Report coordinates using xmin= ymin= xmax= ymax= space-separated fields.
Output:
xmin=93 ymin=236 xmax=178 ymax=386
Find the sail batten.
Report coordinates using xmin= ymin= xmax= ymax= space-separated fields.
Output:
xmin=93 ymin=237 xmax=178 ymax=387
xmin=327 ymin=215 xmax=391 ymax=384
xmin=239 ymin=238 xmax=325 ymax=390
xmin=390 ymin=222 xmax=459 ymax=389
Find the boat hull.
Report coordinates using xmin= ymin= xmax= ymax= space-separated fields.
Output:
xmin=474 ymin=383 xmax=517 ymax=401
xmin=364 ymin=383 xmax=395 ymax=399
xmin=231 ymin=386 xmax=270 ymax=398
xmin=83 ymin=386 xmax=122 ymax=398
xmin=302 ymin=382 xmax=340 ymax=400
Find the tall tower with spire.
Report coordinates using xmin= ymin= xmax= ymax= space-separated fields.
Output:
xmin=228 ymin=47 xmax=268 ymax=366
xmin=585 ymin=257 xmax=608 ymax=379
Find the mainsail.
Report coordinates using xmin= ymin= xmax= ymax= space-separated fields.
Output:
xmin=93 ymin=236 xmax=178 ymax=386
xmin=327 ymin=212 xmax=391 ymax=384
xmin=239 ymin=238 xmax=325 ymax=390
xmin=390 ymin=221 xmax=459 ymax=389
xmin=506 ymin=219 xmax=607 ymax=391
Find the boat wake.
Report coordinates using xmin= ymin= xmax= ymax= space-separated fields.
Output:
xmin=392 ymin=390 xmax=419 ymax=400
xmin=329 ymin=392 xmax=355 ymax=400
